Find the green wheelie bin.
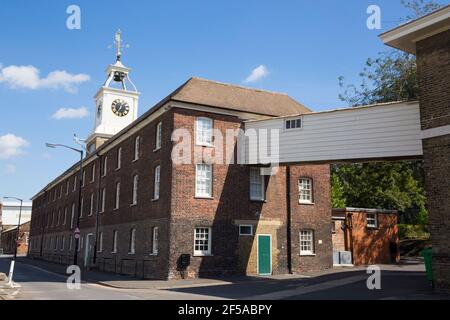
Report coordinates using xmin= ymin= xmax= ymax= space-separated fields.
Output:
xmin=421 ymin=248 xmax=434 ymax=288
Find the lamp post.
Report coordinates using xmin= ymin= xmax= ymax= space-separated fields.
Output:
xmin=3 ymin=196 xmax=23 ymax=286
xmin=46 ymin=143 xmax=84 ymax=266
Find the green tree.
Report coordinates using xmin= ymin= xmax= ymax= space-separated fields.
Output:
xmin=333 ymin=0 xmax=442 ymax=224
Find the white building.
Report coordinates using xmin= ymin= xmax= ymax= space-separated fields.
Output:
xmin=0 ymin=201 xmax=32 ymax=230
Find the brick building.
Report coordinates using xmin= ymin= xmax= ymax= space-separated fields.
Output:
xmin=1 ymin=221 xmax=30 ymax=255
xmin=28 ymin=46 xmax=333 ymax=279
xmin=380 ymin=5 xmax=450 ymax=292
xmin=332 ymin=208 xmax=399 ymax=266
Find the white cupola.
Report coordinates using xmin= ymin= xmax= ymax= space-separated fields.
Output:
xmin=86 ymin=30 xmax=140 ymax=155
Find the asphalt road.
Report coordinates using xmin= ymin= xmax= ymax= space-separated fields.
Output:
xmin=0 ymin=256 xmax=447 ymax=300
xmin=0 ymin=257 xmax=215 ymax=300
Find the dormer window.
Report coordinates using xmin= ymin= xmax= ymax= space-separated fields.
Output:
xmin=285 ymin=118 xmax=302 ymax=130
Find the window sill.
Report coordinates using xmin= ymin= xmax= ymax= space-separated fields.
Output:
xmin=193 ymin=254 xmax=213 ymax=257
xmin=299 ymin=253 xmax=316 ymax=257
xmin=113 ymin=208 xmax=119 ymax=212
xmin=194 ymin=196 xmax=214 ymax=200
xmin=250 ymin=199 xmax=266 ymax=203
xmin=151 ymin=198 xmax=160 ymax=202
xmin=299 ymin=201 xmax=315 ymax=205
xmin=115 ymin=168 xmax=121 ymax=172
xmin=132 ymin=159 xmax=139 ymax=163
xmin=195 ymin=143 xmax=214 ymax=148
xmin=128 ymin=252 xmax=135 ymax=255
xmin=130 ymin=203 xmax=137 ymax=207
xmin=111 ymin=251 xmax=117 ymax=254
xmin=153 ymin=147 xmax=161 ymax=152
xmin=149 ymin=253 xmax=158 ymax=256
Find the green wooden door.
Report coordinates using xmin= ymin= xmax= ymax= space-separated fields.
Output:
xmin=258 ymin=235 xmax=272 ymax=275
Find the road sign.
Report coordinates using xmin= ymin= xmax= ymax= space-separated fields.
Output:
xmin=74 ymin=228 xmax=80 ymax=239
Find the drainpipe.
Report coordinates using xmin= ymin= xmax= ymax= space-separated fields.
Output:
xmin=286 ymin=165 xmax=293 ymax=274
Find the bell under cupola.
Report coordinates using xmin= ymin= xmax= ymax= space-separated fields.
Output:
xmin=86 ymin=30 xmax=140 ymax=156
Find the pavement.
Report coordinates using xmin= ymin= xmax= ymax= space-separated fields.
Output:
xmin=0 ymin=255 xmax=449 ymax=300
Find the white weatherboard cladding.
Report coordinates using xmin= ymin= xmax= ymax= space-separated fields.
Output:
xmin=243 ymin=102 xmax=423 ymax=164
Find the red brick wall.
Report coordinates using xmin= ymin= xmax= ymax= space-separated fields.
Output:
xmin=349 ymin=211 xmax=399 ymax=265
xmin=290 ymin=165 xmax=333 ymax=272
xmin=417 ymin=29 xmax=450 ymax=292
xmin=30 ymin=106 xmax=333 ymax=279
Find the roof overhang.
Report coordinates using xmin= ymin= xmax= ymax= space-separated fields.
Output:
xmin=379 ymin=5 xmax=450 ymax=54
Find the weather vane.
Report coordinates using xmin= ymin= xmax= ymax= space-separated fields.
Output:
xmin=110 ymin=29 xmax=130 ymax=62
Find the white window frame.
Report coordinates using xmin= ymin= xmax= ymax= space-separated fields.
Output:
xmin=70 ymin=205 xmax=75 ymax=229
xmin=298 ymin=178 xmax=313 ymax=204
xmin=100 ymin=188 xmax=106 ymax=213
xmin=112 ymin=230 xmax=118 ymax=253
xmin=195 ymin=117 xmax=213 ymax=147
xmin=60 ymin=236 xmax=65 ymax=251
xmin=102 ymin=156 xmax=108 ymax=177
xmin=134 ymin=136 xmax=140 ymax=161
xmin=194 ymin=227 xmax=212 ymax=256
xmin=80 ymin=197 xmax=84 ymax=218
xmin=195 ymin=164 xmax=212 ymax=198
xmin=284 ymin=118 xmax=303 ymax=130
xmin=132 ymin=175 xmax=139 ymax=205
xmin=366 ymin=213 xmax=378 ymax=228
xmin=239 ymin=225 xmax=254 ymax=236
xmin=117 ymin=147 xmax=122 ymax=170
xmin=155 ymin=121 xmax=162 ymax=151
xmin=89 ymin=193 xmax=94 ymax=216
xmin=250 ymin=167 xmax=265 ymax=201
xmin=91 ymin=164 xmax=96 ymax=183
xmin=300 ymin=230 xmax=315 ymax=256
xmin=97 ymin=232 xmax=103 ymax=253
xmin=82 ymin=171 xmax=86 ymax=187
xmin=73 ymin=176 xmax=77 ymax=192
xmin=57 ymin=209 xmax=61 ymax=226
xmin=66 ymin=180 xmax=69 ymax=195
xmin=114 ymin=182 xmax=120 ymax=210
xmin=151 ymin=227 xmax=159 ymax=255
xmin=129 ymin=229 xmax=136 ymax=255
xmin=153 ymin=165 xmax=161 ymax=200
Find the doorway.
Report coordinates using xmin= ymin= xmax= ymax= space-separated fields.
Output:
xmin=257 ymin=234 xmax=272 ymax=275
xmin=84 ymin=233 xmax=93 ymax=267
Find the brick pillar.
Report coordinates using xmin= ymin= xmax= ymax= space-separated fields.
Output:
xmin=416 ymin=29 xmax=450 ymax=293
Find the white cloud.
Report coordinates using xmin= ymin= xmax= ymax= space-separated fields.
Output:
xmin=0 ymin=64 xmax=90 ymax=93
xmin=0 ymin=134 xmax=30 ymax=159
xmin=52 ymin=107 xmax=89 ymax=120
xmin=244 ymin=65 xmax=269 ymax=83
xmin=4 ymin=164 xmax=16 ymax=174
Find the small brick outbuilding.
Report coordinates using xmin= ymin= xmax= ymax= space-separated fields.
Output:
xmin=332 ymin=208 xmax=400 ymax=266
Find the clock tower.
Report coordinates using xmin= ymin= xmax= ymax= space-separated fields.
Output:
xmin=86 ymin=30 xmax=140 ymax=155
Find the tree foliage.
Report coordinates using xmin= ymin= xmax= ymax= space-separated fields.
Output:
xmin=332 ymin=1 xmax=443 ymax=224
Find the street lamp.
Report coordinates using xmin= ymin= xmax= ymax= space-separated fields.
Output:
xmin=46 ymin=143 xmax=84 ymax=266
xmin=3 ymin=196 xmax=23 ymax=286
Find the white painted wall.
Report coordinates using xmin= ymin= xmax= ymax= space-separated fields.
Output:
xmin=0 ymin=201 xmax=33 ymax=227
xmin=243 ymin=101 xmax=423 ymax=164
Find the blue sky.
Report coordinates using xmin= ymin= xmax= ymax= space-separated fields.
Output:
xmin=0 ymin=0 xmax=419 ymax=200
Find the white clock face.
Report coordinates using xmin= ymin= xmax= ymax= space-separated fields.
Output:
xmin=111 ymin=99 xmax=130 ymax=117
